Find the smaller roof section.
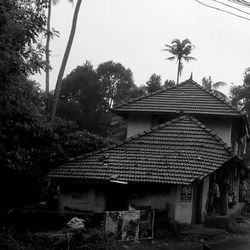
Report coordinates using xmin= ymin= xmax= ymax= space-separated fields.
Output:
xmin=112 ymin=80 xmax=244 ymax=117
xmin=49 ymin=115 xmax=237 ymax=185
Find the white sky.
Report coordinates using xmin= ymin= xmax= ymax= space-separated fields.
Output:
xmin=33 ymin=0 xmax=250 ymax=95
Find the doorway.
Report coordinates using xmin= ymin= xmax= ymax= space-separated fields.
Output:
xmin=192 ymin=181 xmax=203 ymax=224
xmin=106 ymin=183 xmax=129 ymax=211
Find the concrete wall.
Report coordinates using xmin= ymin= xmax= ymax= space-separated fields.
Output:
xmin=59 ymin=185 xmax=106 ymax=213
xmin=175 ymin=185 xmax=193 ymax=224
xmin=126 ymin=113 xmax=152 ymax=138
xmin=197 ymin=117 xmax=232 ymax=146
xmin=129 ymin=185 xmax=177 ymax=219
xmin=59 ymin=182 xmax=209 ymax=225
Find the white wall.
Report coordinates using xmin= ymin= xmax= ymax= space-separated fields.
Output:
xmin=59 ymin=186 xmax=106 ymax=213
xmin=126 ymin=113 xmax=152 ymax=138
xmin=198 ymin=117 xmax=232 ymax=146
xmin=129 ymin=185 xmax=177 ymax=219
xmin=126 ymin=114 xmax=232 ymax=146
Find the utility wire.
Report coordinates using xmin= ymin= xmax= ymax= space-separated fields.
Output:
xmin=195 ymin=0 xmax=250 ymax=21
xmin=227 ymin=0 xmax=250 ymax=8
xmin=211 ymin=0 xmax=250 ymax=15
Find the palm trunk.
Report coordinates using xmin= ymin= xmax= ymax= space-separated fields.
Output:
xmin=177 ymin=60 xmax=181 ymax=85
xmin=45 ymin=0 xmax=51 ymax=94
xmin=51 ymin=0 xmax=82 ymax=124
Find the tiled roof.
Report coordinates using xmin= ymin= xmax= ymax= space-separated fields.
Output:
xmin=49 ymin=115 xmax=235 ymax=185
xmin=112 ymin=80 xmax=243 ymax=117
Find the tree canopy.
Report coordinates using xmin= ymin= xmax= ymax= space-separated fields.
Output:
xmin=97 ymin=61 xmax=135 ymax=108
xmin=146 ymin=73 xmax=162 ymax=93
xmin=164 ymin=79 xmax=175 ymax=88
xmin=58 ymin=61 xmax=110 ymax=135
xmin=230 ymin=68 xmax=250 ymax=116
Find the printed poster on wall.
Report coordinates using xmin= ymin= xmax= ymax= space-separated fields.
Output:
xmin=105 ymin=210 xmax=154 ymax=241
xmin=181 ymin=185 xmax=192 ymax=202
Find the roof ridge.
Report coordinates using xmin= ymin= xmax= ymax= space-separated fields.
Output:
xmin=191 ymin=81 xmax=244 ymax=116
xmin=185 ymin=114 xmax=235 ymax=156
xmin=112 ymin=81 xmax=187 ymax=110
xmin=112 ymin=79 xmax=245 ymax=118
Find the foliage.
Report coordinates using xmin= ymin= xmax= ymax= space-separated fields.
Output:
xmin=129 ymin=84 xmax=147 ymax=98
xmin=0 ymin=0 xmax=53 ymax=212
xmin=0 ymin=0 xmax=47 ymax=80
xmin=230 ymin=68 xmax=250 ymax=116
xmin=70 ymin=228 xmax=117 ymax=250
xmin=230 ymin=68 xmax=250 ymax=164
xmin=163 ymin=39 xmax=196 ymax=84
xmin=97 ymin=61 xmax=135 ymax=108
xmin=202 ymin=76 xmax=226 ymax=90
xmin=56 ymin=125 xmax=118 ymax=158
xmin=202 ymin=76 xmax=228 ymax=100
xmin=0 ymin=0 xmax=48 ymax=173
xmin=58 ymin=61 xmax=110 ymax=135
xmin=146 ymin=73 xmax=162 ymax=93
xmin=164 ymin=79 xmax=175 ymax=88
xmin=0 ymin=1 xmax=116 ymax=211
xmin=0 ymin=227 xmax=118 ymax=250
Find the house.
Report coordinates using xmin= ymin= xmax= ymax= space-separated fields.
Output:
xmin=49 ymin=79 xmax=249 ymax=225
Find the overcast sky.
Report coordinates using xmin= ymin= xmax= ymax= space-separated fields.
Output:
xmin=33 ymin=0 xmax=250 ymax=95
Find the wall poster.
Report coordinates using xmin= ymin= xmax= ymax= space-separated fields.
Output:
xmin=181 ymin=185 xmax=192 ymax=202
xmin=105 ymin=210 xmax=154 ymax=241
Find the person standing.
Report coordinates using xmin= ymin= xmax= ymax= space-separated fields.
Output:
xmin=212 ymin=180 xmax=220 ymax=213
xmin=240 ymin=180 xmax=248 ymax=202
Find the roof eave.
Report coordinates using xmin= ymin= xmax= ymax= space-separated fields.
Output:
xmin=112 ymin=109 xmax=242 ymax=118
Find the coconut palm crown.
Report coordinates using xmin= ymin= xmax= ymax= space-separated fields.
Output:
xmin=163 ymin=39 xmax=196 ymax=85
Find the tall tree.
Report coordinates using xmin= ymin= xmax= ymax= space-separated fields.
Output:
xmin=163 ymin=39 xmax=196 ymax=85
xmin=45 ymin=0 xmax=70 ymax=94
xmin=51 ymin=0 xmax=82 ymax=124
xmin=0 ymin=0 xmax=51 ymax=210
xmin=97 ymin=61 xmax=135 ymax=108
xmin=146 ymin=73 xmax=162 ymax=93
xmin=58 ymin=61 xmax=109 ymax=135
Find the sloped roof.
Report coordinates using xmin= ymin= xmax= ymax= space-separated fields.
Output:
xmin=112 ymin=80 xmax=243 ymax=117
xmin=49 ymin=115 xmax=236 ymax=185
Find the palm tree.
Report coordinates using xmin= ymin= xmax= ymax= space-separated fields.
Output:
xmin=45 ymin=0 xmax=62 ymax=94
xmin=201 ymin=76 xmax=228 ymax=101
xmin=163 ymin=39 xmax=196 ymax=85
xmin=202 ymin=76 xmax=226 ymax=89
xmin=50 ymin=0 xmax=82 ymax=124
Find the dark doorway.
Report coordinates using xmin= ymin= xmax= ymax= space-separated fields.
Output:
xmin=192 ymin=181 xmax=203 ymax=224
xmin=106 ymin=183 xmax=129 ymax=211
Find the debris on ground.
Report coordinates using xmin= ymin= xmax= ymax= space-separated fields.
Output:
xmin=66 ymin=217 xmax=85 ymax=229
